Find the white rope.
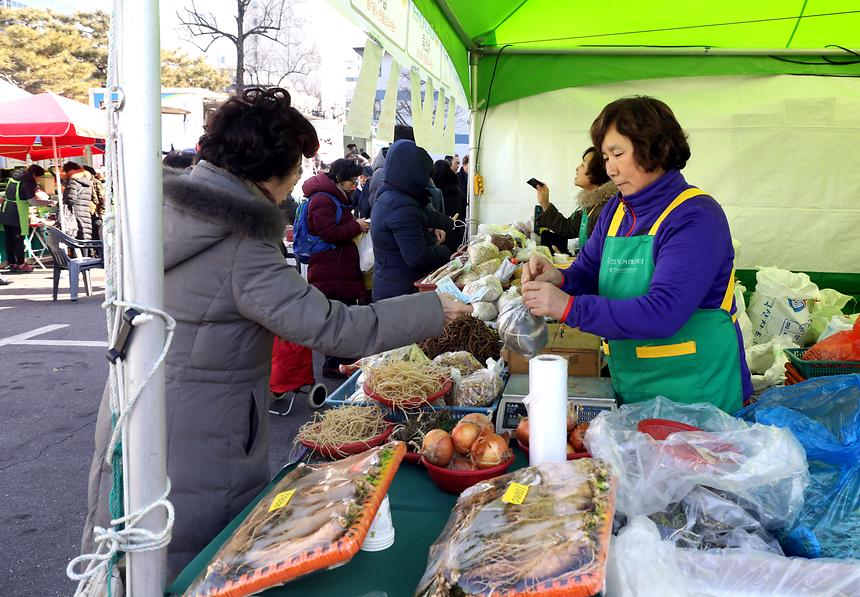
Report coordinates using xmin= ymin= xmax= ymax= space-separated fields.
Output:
xmin=68 ymin=1 xmax=177 ymax=593
xmin=67 ymin=480 xmax=175 ymax=596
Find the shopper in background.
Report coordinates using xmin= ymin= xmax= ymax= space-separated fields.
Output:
xmin=81 ymin=87 xmax=471 ymax=582
xmin=371 ymin=139 xmax=452 ymax=301
xmin=62 ymin=162 xmax=94 ymax=241
xmin=82 ymin=165 xmax=106 ymax=243
xmin=302 ymin=157 xmax=369 ymax=377
xmin=1 ymin=164 xmax=47 ymax=273
xmin=431 ymin=159 xmax=466 ymax=252
xmin=533 ymin=146 xmax=616 ymax=252
xmin=366 ymin=124 xmax=415 ymax=210
xmin=449 ymin=153 xmax=461 ymax=173
xmin=522 ymin=96 xmax=751 ymax=413
xmin=457 ymin=154 xmax=469 ymax=197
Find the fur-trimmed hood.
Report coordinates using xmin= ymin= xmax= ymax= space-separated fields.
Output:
xmin=577 ymin=180 xmax=617 ymax=210
xmin=163 ymin=160 xmax=286 ymax=270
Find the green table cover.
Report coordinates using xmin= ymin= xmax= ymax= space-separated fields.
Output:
xmin=169 ymin=449 xmax=530 ymax=596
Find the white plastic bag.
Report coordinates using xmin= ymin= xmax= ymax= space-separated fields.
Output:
xmin=607 ymin=516 xmax=860 ymax=597
xmin=585 ymin=397 xmax=810 ymax=529
xmin=497 ymin=298 xmax=548 ymax=356
xmin=806 ymin=288 xmax=855 ymax=343
xmin=735 ymin=281 xmax=754 ymax=349
xmin=356 ymin=231 xmax=374 ymax=272
xmin=747 ymin=267 xmax=820 ymax=345
xmin=493 ymin=258 xmax=517 ymax=282
xmin=470 ymin=301 xmax=498 ymax=322
xmin=818 ymin=313 xmax=858 ymax=343
xmin=746 ymin=335 xmax=798 ymax=391
xmin=455 ymin=358 xmax=503 ymax=406
xmin=462 ymin=275 xmax=503 ymax=303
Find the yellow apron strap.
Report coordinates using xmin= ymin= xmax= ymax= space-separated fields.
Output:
xmin=606 ymin=203 xmax=626 ymax=237
xmin=648 ymin=188 xmax=707 ymax=236
xmin=720 ymin=267 xmax=736 ymax=315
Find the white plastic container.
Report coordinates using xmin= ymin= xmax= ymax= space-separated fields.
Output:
xmin=361 ymin=493 xmax=395 ymax=551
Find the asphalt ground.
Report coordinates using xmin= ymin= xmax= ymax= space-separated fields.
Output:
xmin=0 ymin=265 xmax=341 ymax=596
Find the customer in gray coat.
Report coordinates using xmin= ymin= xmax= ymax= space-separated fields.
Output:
xmin=81 ymin=87 xmax=472 ymax=581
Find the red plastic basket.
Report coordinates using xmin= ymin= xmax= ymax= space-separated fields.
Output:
xmin=516 ymin=437 xmax=588 ymax=460
xmin=421 ymin=454 xmax=515 ymax=494
xmin=363 ymin=378 xmax=453 ymax=410
xmin=299 ymin=425 xmax=395 ymax=459
xmin=637 ymin=418 xmax=702 ymax=440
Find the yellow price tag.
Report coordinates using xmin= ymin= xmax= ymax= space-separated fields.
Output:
xmin=501 ymin=482 xmax=529 ymax=505
xmin=268 ymin=489 xmax=297 ymax=512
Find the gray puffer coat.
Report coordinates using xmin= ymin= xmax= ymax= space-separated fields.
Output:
xmin=63 ymin=170 xmax=94 ymax=240
xmin=81 ymin=161 xmax=445 ymax=580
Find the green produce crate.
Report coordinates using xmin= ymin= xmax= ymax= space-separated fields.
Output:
xmin=784 ymin=347 xmax=860 ymax=379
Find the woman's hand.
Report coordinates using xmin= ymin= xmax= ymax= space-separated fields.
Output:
xmin=356 ymin=218 xmax=370 ymax=233
xmin=439 ymin=294 xmax=473 ymax=325
xmin=536 ymin=183 xmax=550 ymax=210
xmin=522 ymin=255 xmax=563 ymax=286
xmin=522 ymin=281 xmax=571 ymax=320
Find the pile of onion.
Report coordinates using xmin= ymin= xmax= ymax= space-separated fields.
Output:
xmin=516 ymin=417 xmax=591 ymax=454
xmin=421 ymin=413 xmax=512 ymax=471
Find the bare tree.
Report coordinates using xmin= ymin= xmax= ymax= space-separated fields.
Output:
xmin=178 ymin=0 xmax=310 ymax=92
xmin=244 ymin=0 xmax=318 ymax=89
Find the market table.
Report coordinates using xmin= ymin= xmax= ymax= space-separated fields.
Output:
xmin=168 ymin=448 xmax=531 ymax=596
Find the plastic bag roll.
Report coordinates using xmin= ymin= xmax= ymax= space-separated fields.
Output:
xmin=523 ymin=355 xmax=568 ymax=465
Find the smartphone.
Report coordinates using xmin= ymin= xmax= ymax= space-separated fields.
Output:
xmin=526 ymin=177 xmax=544 ymax=189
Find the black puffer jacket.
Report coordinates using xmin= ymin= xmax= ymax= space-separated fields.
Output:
xmin=371 ymin=140 xmax=451 ymax=301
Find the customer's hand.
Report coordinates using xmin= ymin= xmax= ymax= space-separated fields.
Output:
xmin=433 ymin=228 xmax=446 ymax=244
xmin=356 ymin=218 xmax=370 ymax=233
xmin=522 ymin=254 xmax=563 ymax=286
xmin=522 ymin=281 xmax=570 ymax=320
xmin=439 ymin=294 xmax=473 ymax=325
xmin=536 ymin=183 xmax=550 ymax=210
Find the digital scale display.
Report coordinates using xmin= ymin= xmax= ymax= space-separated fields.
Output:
xmin=496 ymin=375 xmax=618 ymax=434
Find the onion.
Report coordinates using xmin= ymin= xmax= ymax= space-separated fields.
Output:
xmin=516 ymin=418 xmax=530 ymax=445
xmin=451 ymin=421 xmax=480 ymax=455
xmin=448 ymin=453 xmax=476 ymax=471
xmin=460 ymin=413 xmax=494 ymax=434
xmin=569 ymin=422 xmax=589 ymax=453
xmin=566 ymin=443 xmax=576 ymax=455
xmin=421 ymin=429 xmax=454 ymax=467
xmin=470 ymin=433 xmax=512 ymax=469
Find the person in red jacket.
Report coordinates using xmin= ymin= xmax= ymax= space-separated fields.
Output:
xmin=302 ymin=158 xmax=369 ymax=376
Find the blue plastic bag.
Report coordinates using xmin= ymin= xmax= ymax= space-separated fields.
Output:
xmin=738 ymin=374 xmax=860 ymax=559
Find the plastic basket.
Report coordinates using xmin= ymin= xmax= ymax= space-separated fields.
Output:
xmin=326 ymin=370 xmax=501 ymax=420
xmin=784 ymin=348 xmax=860 ymax=379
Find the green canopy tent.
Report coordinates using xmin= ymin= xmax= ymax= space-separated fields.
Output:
xmin=394 ymin=0 xmax=860 ymax=301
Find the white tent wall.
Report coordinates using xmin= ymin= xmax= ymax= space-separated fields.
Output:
xmin=475 ymin=74 xmax=860 ymax=274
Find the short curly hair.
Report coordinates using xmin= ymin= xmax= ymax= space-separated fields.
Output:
xmin=326 ymin=158 xmax=363 ymax=184
xmin=590 ymin=96 xmax=690 ymax=172
xmin=582 ymin=147 xmax=610 ymax=186
xmin=197 ymin=87 xmax=319 ymax=182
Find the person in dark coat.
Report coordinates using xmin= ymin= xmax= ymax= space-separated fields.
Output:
xmin=1 ymin=164 xmax=46 ymax=273
xmin=303 ymin=158 xmax=369 ymax=376
xmin=366 ymin=124 xmax=415 ymax=211
xmin=432 ymin=159 xmax=467 ymax=252
xmin=62 ymin=162 xmax=94 ymax=240
xmin=371 ymin=140 xmax=452 ymax=301
xmin=81 ymin=87 xmax=472 ymax=584
xmin=456 ymin=154 xmax=469 ymax=197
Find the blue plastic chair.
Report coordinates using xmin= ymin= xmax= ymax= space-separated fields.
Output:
xmin=43 ymin=226 xmax=104 ymax=302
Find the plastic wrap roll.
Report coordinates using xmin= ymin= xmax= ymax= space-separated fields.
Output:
xmin=523 ymin=354 xmax=568 ymax=465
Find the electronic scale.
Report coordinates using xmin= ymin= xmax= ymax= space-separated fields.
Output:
xmin=495 ymin=374 xmax=617 ymax=435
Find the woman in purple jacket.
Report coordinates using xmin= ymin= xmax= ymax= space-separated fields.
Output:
xmin=522 ymin=96 xmax=751 ymax=412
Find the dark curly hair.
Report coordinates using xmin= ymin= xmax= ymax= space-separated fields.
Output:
xmin=581 ymin=147 xmax=610 ymax=186
xmin=326 ymin=158 xmax=363 ymax=184
xmin=197 ymin=87 xmax=319 ymax=182
xmin=590 ymin=96 xmax=690 ymax=172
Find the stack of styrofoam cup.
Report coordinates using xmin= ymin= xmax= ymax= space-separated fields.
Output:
xmin=361 ymin=493 xmax=395 ymax=551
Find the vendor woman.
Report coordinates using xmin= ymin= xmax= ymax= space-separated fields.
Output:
xmin=522 ymin=96 xmax=751 ymax=412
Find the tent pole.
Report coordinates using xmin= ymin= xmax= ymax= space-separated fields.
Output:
xmin=120 ymin=0 xmax=168 ymax=593
xmin=481 ymin=46 xmax=860 ymax=56
xmin=466 ymin=51 xmax=479 ymax=239
xmin=52 ymin=138 xmax=63 ymax=221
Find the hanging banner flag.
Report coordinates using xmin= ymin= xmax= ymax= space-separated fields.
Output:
xmin=376 ymin=57 xmax=401 ymax=143
xmin=407 ymin=3 xmax=441 ymax=80
xmin=420 ymin=77 xmax=435 ymax=151
xmin=443 ymin=94 xmax=456 ymax=154
xmin=350 ymin=0 xmax=408 ymax=49
xmin=344 ymin=38 xmax=383 ymax=139
xmin=430 ymin=86 xmax=446 ymax=154
xmin=410 ymin=69 xmax=425 ymax=146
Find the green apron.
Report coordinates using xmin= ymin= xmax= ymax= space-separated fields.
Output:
xmin=578 ymin=207 xmax=589 ymax=249
xmin=598 ymin=188 xmax=742 ymax=412
xmin=1 ymin=179 xmax=31 ymax=236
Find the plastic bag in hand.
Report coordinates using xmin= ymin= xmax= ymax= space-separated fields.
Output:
xmin=497 ymin=297 xmax=548 ymax=357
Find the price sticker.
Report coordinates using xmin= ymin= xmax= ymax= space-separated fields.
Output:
xmin=268 ymin=489 xmax=297 ymax=512
xmin=501 ymin=482 xmax=529 ymax=505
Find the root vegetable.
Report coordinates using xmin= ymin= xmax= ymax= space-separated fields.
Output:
xmin=471 ymin=433 xmax=512 ymax=469
xmin=422 ymin=429 xmax=454 ymax=467
xmin=569 ymin=422 xmax=589 ymax=453
xmin=516 ymin=418 xmax=530 ymax=444
xmin=448 ymin=454 xmax=476 ymax=471
xmin=460 ymin=413 xmax=494 ymax=434
xmin=451 ymin=421 xmax=480 ymax=455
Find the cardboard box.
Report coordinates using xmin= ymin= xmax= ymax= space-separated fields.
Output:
xmin=502 ymin=324 xmax=602 ymax=377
